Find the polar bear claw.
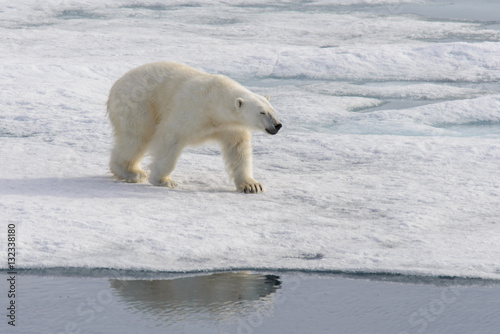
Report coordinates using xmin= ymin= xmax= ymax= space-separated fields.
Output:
xmin=239 ymin=181 xmax=264 ymax=194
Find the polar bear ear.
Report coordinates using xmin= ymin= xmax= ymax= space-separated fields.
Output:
xmin=235 ymin=98 xmax=245 ymax=109
xmin=265 ymin=95 xmax=271 ymax=101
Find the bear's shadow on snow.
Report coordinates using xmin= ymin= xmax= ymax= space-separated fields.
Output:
xmin=0 ymin=176 xmax=235 ymax=198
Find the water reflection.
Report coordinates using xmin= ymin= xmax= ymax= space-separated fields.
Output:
xmin=109 ymin=272 xmax=281 ymax=324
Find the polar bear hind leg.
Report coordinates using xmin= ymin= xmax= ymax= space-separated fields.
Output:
xmin=148 ymin=127 xmax=185 ymax=188
xmin=110 ymin=134 xmax=149 ymax=183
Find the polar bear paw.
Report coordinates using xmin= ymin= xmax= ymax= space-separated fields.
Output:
xmin=113 ymin=170 xmax=148 ymax=183
xmin=238 ymin=181 xmax=264 ymax=194
xmin=128 ymin=170 xmax=149 ymax=183
xmin=152 ymin=177 xmax=178 ymax=188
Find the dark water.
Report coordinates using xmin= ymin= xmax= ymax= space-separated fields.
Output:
xmin=397 ymin=0 xmax=500 ymax=23
xmin=2 ymin=270 xmax=500 ymax=334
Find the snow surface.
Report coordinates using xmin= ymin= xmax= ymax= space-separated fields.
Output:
xmin=1 ymin=0 xmax=500 ymax=279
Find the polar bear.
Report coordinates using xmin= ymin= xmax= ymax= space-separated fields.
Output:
xmin=107 ymin=62 xmax=282 ymax=193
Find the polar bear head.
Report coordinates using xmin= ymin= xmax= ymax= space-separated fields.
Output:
xmin=234 ymin=94 xmax=282 ymax=135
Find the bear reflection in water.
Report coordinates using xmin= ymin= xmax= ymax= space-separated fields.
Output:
xmin=109 ymin=272 xmax=281 ymax=322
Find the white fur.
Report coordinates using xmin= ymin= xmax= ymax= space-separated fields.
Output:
xmin=107 ymin=62 xmax=282 ymax=193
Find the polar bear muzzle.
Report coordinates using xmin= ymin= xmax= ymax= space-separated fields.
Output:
xmin=266 ymin=123 xmax=282 ymax=135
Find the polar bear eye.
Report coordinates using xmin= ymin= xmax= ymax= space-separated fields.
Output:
xmin=260 ymin=112 xmax=265 ymax=115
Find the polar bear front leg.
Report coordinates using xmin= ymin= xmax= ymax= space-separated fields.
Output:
xmin=220 ymin=130 xmax=263 ymax=193
xmin=149 ymin=136 xmax=184 ymax=188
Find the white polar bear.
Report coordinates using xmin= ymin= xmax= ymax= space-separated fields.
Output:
xmin=107 ymin=62 xmax=282 ymax=193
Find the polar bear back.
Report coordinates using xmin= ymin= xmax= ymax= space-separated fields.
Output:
xmin=108 ymin=62 xmax=204 ymax=120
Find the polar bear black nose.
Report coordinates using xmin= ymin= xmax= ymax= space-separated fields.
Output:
xmin=275 ymin=124 xmax=282 ymax=131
